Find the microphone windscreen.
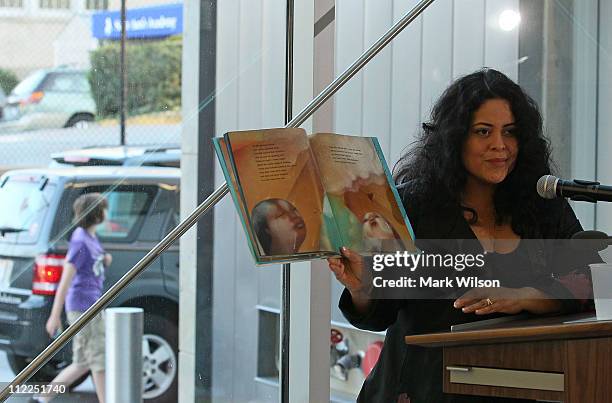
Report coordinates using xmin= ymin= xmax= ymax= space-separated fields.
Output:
xmin=570 ymin=230 xmax=610 ymax=252
xmin=537 ymin=175 xmax=558 ymax=199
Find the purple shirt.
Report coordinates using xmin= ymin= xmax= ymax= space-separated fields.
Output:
xmin=65 ymin=227 xmax=105 ymax=312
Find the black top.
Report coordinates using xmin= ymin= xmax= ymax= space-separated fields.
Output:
xmin=339 ymin=185 xmax=598 ymax=403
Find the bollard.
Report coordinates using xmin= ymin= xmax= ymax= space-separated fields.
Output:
xmin=105 ymin=307 xmax=144 ymax=403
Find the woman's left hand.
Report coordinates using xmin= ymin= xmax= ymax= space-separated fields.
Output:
xmin=453 ymin=287 xmax=559 ymax=315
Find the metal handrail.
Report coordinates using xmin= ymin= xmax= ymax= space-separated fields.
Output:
xmin=0 ymin=0 xmax=435 ymax=399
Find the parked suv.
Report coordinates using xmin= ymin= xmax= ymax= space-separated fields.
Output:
xmin=0 ymin=67 xmax=96 ymax=132
xmin=0 ymin=166 xmax=180 ymax=402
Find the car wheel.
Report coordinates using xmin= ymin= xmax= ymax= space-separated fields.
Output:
xmin=6 ymin=353 xmax=89 ymax=389
xmin=66 ymin=114 xmax=94 ymax=129
xmin=142 ymin=314 xmax=178 ymax=403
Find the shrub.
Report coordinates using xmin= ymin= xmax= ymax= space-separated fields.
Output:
xmin=89 ymin=38 xmax=182 ymax=118
xmin=0 ymin=68 xmax=19 ymax=94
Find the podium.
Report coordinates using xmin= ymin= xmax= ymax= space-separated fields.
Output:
xmin=405 ymin=313 xmax=612 ymax=402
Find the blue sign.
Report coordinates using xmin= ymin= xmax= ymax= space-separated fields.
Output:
xmin=92 ymin=3 xmax=182 ymax=40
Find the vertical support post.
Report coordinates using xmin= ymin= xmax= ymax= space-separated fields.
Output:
xmin=280 ymin=1 xmax=295 ymax=402
xmin=287 ymin=1 xmax=330 ymax=402
xmin=105 ymin=307 xmax=144 ymax=403
xmin=120 ymin=0 xmax=127 ymax=145
xmin=179 ymin=1 xmax=217 ymax=401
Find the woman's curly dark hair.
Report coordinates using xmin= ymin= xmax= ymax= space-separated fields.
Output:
xmin=394 ymin=68 xmax=555 ymax=238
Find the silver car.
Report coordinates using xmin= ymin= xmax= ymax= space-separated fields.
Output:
xmin=0 ymin=87 xmax=6 ymax=120
xmin=0 ymin=67 xmax=96 ymax=132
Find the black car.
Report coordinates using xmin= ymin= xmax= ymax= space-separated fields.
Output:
xmin=0 ymin=166 xmax=180 ymax=402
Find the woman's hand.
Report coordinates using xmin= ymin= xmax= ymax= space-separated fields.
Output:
xmin=454 ymin=287 xmax=562 ymax=315
xmin=45 ymin=314 xmax=62 ymax=338
xmin=328 ymin=247 xmax=371 ymax=314
xmin=327 ymin=247 xmax=366 ymax=295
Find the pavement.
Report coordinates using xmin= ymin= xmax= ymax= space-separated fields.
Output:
xmin=0 ymin=123 xmax=181 ymax=168
xmin=0 ymin=351 xmax=97 ymax=402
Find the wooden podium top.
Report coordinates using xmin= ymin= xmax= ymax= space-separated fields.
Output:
xmin=405 ymin=313 xmax=612 ymax=347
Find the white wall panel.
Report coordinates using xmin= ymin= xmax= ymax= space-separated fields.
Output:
xmin=261 ymin=0 xmax=286 ymax=129
xmin=484 ymin=0 xmax=519 ymax=80
xmin=214 ymin=0 xmax=284 ymax=401
xmin=596 ymin=0 xmax=612 ymax=233
xmin=453 ymin=0 xmax=485 ymax=78
xmin=571 ymin=0 xmax=598 ymax=230
xmin=334 ymin=0 xmax=520 ymax=168
xmin=390 ymin=0 xmax=422 ymax=165
xmin=334 ymin=0 xmax=365 ymax=135
xmin=238 ymin=0 xmax=264 ymax=130
xmin=420 ymin=0 xmax=453 ymax=119
xmin=212 ymin=0 xmax=239 ymax=400
xmin=362 ymin=0 xmax=393 ymax=155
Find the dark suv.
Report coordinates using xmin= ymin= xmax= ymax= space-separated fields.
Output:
xmin=0 ymin=166 xmax=180 ymax=402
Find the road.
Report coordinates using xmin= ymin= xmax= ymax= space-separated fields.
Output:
xmin=0 ymin=124 xmax=182 ymax=168
xmin=0 ymin=351 xmax=97 ymax=402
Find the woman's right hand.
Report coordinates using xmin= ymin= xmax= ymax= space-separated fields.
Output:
xmin=327 ymin=247 xmax=367 ymax=295
xmin=45 ymin=314 xmax=62 ymax=338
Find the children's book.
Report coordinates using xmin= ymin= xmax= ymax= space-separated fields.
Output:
xmin=213 ymin=128 xmax=415 ymax=264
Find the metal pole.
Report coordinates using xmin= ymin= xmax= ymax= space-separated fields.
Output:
xmin=0 ymin=1 xmax=435 ymax=399
xmin=281 ymin=0 xmax=294 ymax=402
xmin=105 ymin=307 xmax=144 ymax=403
xmin=120 ymin=0 xmax=127 ymax=145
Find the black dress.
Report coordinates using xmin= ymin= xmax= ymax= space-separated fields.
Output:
xmin=339 ymin=187 xmax=598 ymax=403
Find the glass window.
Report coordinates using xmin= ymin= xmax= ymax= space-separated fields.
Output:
xmin=0 ymin=175 xmax=56 ymax=244
xmin=39 ymin=0 xmax=69 ymax=9
xmin=51 ymin=185 xmax=156 ymax=243
xmin=41 ymin=73 xmax=90 ymax=93
xmin=0 ymin=0 xmax=23 ymax=8
xmin=10 ymin=70 xmax=45 ymax=97
xmin=85 ymin=0 xmax=107 ymax=10
xmin=96 ymin=189 xmax=152 ymax=240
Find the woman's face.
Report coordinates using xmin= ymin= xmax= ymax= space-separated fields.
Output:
xmin=266 ymin=200 xmax=306 ymax=254
xmin=462 ymin=98 xmax=518 ymax=186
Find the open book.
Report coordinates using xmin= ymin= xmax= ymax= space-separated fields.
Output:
xmin=213 ymin=128 xmax=415 ymax=265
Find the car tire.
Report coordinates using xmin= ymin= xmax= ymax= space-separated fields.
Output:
xmin=142 ymin=314 xmax=178 ymax=403
xmin=6 ymin=353 xmax=89 ymax=389
xmin=65 ymin=114 xmax=94 ymax=129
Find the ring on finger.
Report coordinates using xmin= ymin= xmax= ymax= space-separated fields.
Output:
xmin=485 ymin=298 xmax=494 ymax=306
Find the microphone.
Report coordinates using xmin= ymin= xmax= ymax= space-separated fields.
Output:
xmin=570 ymin=230 xmax=612 ymax=252
xmin=537 ymin=175 xmax=612 ymax=203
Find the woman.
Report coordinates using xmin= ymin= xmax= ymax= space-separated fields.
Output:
xmin=328 ymin=68 xmax=596 ymax=402
xmin=39 ymin=193 xmax=111 ymax=403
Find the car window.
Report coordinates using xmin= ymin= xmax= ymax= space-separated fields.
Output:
xmin=0 ymin=175 xmax=56 ymax=244
xmin=137 ymin=187 xmax=178 ymax=242
xmin=41 ymin=73 xmax=89 ymax=93
xmin=51 ymin=184 xmax=156 ymax=244
xmin=10 ymin=70 xmax=46 ymax=96
xmin=97 ymin=189 xmax=152 ymax=240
